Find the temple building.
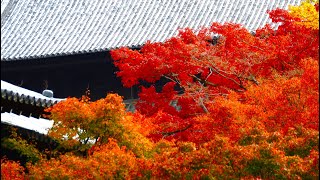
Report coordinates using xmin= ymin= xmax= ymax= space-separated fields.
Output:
xmin=1 ymin=0 xmax=302 ymax=145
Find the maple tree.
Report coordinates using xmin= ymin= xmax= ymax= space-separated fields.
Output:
xmin=44 ymin=93 xmax=154 ymax=157
xmin=1 ymin=0 xmax=319 ymax=179
xmin=110 ymin=0 xmax=319 ymax=142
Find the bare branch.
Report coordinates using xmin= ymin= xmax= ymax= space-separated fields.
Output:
xmin=249 ymin=75 xmax=259 ymax=85
xmin=162 ymin=124 xmax=192 ymax=137
xmin=189 ymin=91 xmax=210 ymax=114
xmin=188 ymin=74 xmax=218 ymax=87
xmin=209 ymin=67 xmax=246 ymax=90
xmin=163 ymin=75 xmax=178 ymax=83
xmin=205 ymin=67 xmax=213 ymax=81
xmin=198 ymin=97 xmax=209 ymax=113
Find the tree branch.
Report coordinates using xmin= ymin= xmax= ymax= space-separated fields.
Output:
xmin=198 ymin=97 xmax=209 ymax=113
xmin=188 ymin=74 xmax=218 ymax=87
xmin=205 ymin=67 xmax=213 ymax=81
xmin=163 ymin=74 xmax=182 ymax=86
xmin=162 ymin=124 xmax=192 ymax=137
xmin=209 ymin=67 xmax=246 ymax=90
xmin=234 ymin=34 xmax=266 ymax=51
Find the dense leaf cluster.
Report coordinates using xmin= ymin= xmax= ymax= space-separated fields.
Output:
xmin=1 ymin=1 xmax=319 ymax=179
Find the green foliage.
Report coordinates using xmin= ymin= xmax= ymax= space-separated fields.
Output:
xmin=283 ymin=126 xmax=319 ymax=158
xmin=244 ymin=158 xmax=282 ymax=179
xmin=1 ymin=136 xmax=41 ymax=164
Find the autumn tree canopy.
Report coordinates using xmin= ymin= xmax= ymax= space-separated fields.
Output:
xmin=1 ymin=1 xmax=319 ymax=179
xmin=110 ymin=1 xmax=319 ymax=142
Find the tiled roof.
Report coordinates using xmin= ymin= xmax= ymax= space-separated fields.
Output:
xmin=1 ymin=0 xmax=10 ymax=15
xmin=1 ymin=80 xmax=64 ymax=107
xmin=1 ymin=112 xmax=54 ymax=134
xmin=1 ymin=0 xmax=302 ymax=61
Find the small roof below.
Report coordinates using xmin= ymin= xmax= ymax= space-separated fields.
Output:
xmin=1 ymin=80 xmax=64 ymax=107
xmin=1 ymin=112 xmax=54 ymax=134
xmin=1 ymin=0 xmax=302 ymax=61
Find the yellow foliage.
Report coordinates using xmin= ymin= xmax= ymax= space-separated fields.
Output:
xmin=289 ymin=0 xmax=319 ymax=29
xmin=120 ymin=115 xmax=155 ymax=157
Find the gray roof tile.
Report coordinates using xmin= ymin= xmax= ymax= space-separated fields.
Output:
xmin=1 ymin=0 xmax=302 ymax=61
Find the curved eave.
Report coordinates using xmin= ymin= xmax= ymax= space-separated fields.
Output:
xmin=1 ymin=44 xmax=142 ymax=61
xmin=1 ymin=89 xmax=60 ymax=108
xmin=1 ymin=112 xmax=54 ymax=135
xmin=1 ymin=80 xmax=64 ymax=107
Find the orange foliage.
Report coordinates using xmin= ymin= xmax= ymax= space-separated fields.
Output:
xmin=1 ymin=159 xmax=25 ymax=180
xmin=6 ymin=1 xmax=319 ymax=179
xmin=27 ymin=138 xmax=138 ymax=179
xmin=45 ymin=94 xmax=154 ymax=156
